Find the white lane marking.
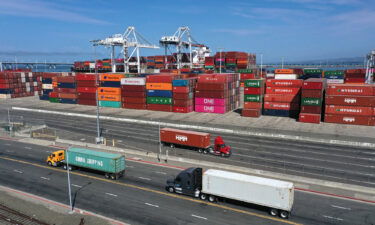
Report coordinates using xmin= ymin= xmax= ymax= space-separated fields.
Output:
xmin=191 ymin=214 xmax=207 ymax=220
xmin=138 ymin=177 xmax=151 ymax=181
xmin=323 ymin=215 xmax=344 ymax=221
xmin=24 ymin=147 xmax=32 ymax=149
xmin=46 ymin=151 xmax=50 ymax=153
xmin=126 ymin=165 xmax=134 ymax=168
xmin=105 ymin=193 xmax=118 ymax=197
xmin=6 ymin=150 xmax=14 ymax=152
xmin=154 ymin=171 xmax=167 ymax=175
xmin=72 ymin=184 xmax=82 ymax=188
xmin=5 ymin=143 xmax=11 ymax=146
xmin=80 ymin=138 xmax=86 ymax=141
xmin=331 ymin=205 xmax=351 ymax=210
xmin=13 ymin=170 xmax=23 ymax=174
xmin=133 ymin=157 xmax=142 ymax=160
xmin=40 ymin=177 xmax=50 ymax=180
xmin=145 ymin=203 xmax=159 ymax=208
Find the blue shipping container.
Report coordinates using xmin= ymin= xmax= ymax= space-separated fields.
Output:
xmin=147 ymin=90 xmax=173 ymax=98
xmin=39 ymin=95 xmax=50 ymax=101
xmin=42 ymin=89 xmax=53 ymax=95
xmin=324 ymin=74 xmax=344 ymax=79
xmin=42 ymin=78 xmax=52 ymax=84
xmin=262 ymin=109 xmax=299 ymax=118
xmin=58 ymin=83 xmax=76 ymax=89
xmin=59 ymin=98 xmax=77 ymax=104
xmin=0 ymin=89 xmax=13 ymax=94
xmin=100 ymin=81 xmax=121 ymax=88
xmin=172 ymin=79 xmax=189 ymax=87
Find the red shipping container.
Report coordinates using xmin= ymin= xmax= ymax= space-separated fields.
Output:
xmin=264 ymin=102 xmax=300 ymax=110
xmin=302 ymin=78 xmax=326 ymax=90
xmin=0 ymin=84 xmax=11 ymax=88
xmin=121 ymin=85 xmax=146 ymax=92
xmin=346 ymin=69 xmax=365 ymax=74
xmin=325 ymin=105 xmax=373 ymax=116
xmin=345 ymin=73 xmax=365 ymax=78
xmin=345 ymin=78 xmax=366 ymax=83
xmin=121 ymin=92 xmax=147 ymax=98
xmin=240 ymin=73 xmax=256 ymax=80
xmin=324 ymin=114 xmax=375 ymax=126
xmin=160 ymin=128 xmax=210 ymax=148
xmin=196 ymin=83 xmax=229 ymax=91
xmin=77 ymin=99 xmax=97 ymax=106
xmin=77 ymin=80 xmax=97 ymax=87
xmin=197 ymin=74 xmax=232 ymax=83
xmin=173 ymin=86 xmax=191 ymax=93
xmin=243 ymin=102 xmax=262 ymax=109
xmin=54 ymin=88 xmax=76 ymax=93
xmin=56 ymin=76 xmax=75 ymax=83
xmin=147 ymin=104 xmax=173 ymax=112
xmin=242 ymin=108 xmax=262 ymax=117
xmin=325 ymin=95 xmax=375 ymax=106
xmin=266 ymin=79 xmax=303 ymax=87
xmin=77 ymin=92 xmax=96 ymax=99
xmin=173 ymin=106 xmax=194 ymax=113
xmin=264 ymin=94 xmax=300 ymax=103
xmin=122 ymin=97 xmax=146 ymax=104
xmin=76 ymin=73 xmax=97 ymax=81
xmin=173 ymin=92 xmax=193 ymax=100
xmin=77 ymin=87 xmax=97 ymax=93
xmin=244 ymin=87 xmax=263 ymax=95
xmin=195 ymin=90 xmax=228 ymax=98
xmin=48 ymin=92 xmax=58 ymax=98
xmin=301 ymin=105 xmax=322 ymax=114
xmin=265 ymin=87 xmax=301 ymax=95
xmin=326 ymin=84 xmax=375 ymax=96
xmin=301 ymin=89 xmax=323 ymax=98
xmin=299 ymin=113 xmax=321 ymax=124
xmin=146 ymin=74 xmax=177 ymax=83
xmin=173 ymin=99 xmax=194 ymax=107
xmin=122 ymin=103 xmax=147 ymax=110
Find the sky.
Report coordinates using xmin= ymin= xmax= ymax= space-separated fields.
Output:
xmin=0 ymin=0 xmax=374 ymax=63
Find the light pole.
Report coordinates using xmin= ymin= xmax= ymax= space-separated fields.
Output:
xmin=7 ymin=108 xmax=12 ymax=135
xmin=218 ymin=48 xmax=224 ymax=74
xmin=95 ymin=58 xmax=103 ymax=144
xmin=281 ymin=57 xmax=285 ymax=69
xmin=158 ymin=122 xmax=161 ymax=162
xmin=65 ymin=147 xmax=73 ymax=213
xmin=260 ymin=53 xmax=263 ymax=78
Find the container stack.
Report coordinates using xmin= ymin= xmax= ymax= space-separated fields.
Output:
xmin=325 ymin=84 xmax=375 ymax=126
xmin=274 ymin=69 xmax=303 ymax=80
xmin=299 ymin=78 xmax=326 ymax=124
xmin=39 ymin=73 xmax=57 ymax=100
xmin=238 ymin=69 xmax=258 ymax=84
xmin=263 ymin=79 xmax=303 ymax=118
xmin=0 ymin=71 xmax=40 ymax=99
xmin=121 ymin=77 xmax=147 ymax=110
xmin=242 ymin=79 xmax=264 ymax=117
xmin=76 ymin=73 xmax=97 ymax=106
xmin=345 ymin=69 xmax=366 ymax=84
xmin=302 ymin=69 xmax=323 ymax=79
xmin=204 ymin=57 xmax=215 ymax=70
xmin=195 ymin=74 xmax=240 ymax=114
xmin=146 ymin=74 xmax=175 ymax=112
xmin=323 ymin=70 xmax=345 ymax=84
xmin=172 ymin=78 xmax=196 ymax=113
xmin=54 ymin=76 xmax=77 ymax=104
xmin=98 ymin=74 xmax=124 ymax=108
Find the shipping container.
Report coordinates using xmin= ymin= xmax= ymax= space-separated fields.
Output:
xmin=122 ymin=103 xmax=147 ymax=110
xmin=242 ymin=108 xmax=262 ymax=117
xmin=147 ymin=104 xmax=173 ymax=112
xmin=265 ymin=87 xmax=301 ymax=95
xmin=325 ymin=95 xmax=375 ymax=106
xmin=325 ymin=105 xmax=373 ymax=116
xmin=324 ymin=114 xmax=375 ymax=126
xmin=299 ymin=113 xmax=321 ymax=124
xmin=326 ymin=84 xmax=375 ymax=96
xmin=146 ymin=83 xmax=173 ymax=90
xmin=266 ymin=79 xmax=303 ymax=87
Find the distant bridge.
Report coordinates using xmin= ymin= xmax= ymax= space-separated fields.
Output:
xmin=261 ymin=64 xmax=365 ymax=69
xmin=0 ymin=61 xmax=73 ymax=71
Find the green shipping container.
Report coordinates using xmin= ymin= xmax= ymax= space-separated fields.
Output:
xmin=147 ymin=97 xmax=172 ymax=105
xmin=66 ymin=147 xmax=125 ymax=174
xmin=237 ymin=69 xmax=253 ymax=73
xmin=301 ymin=98 xmax=322 ymax=106
xmin=49 ymin=97 xmax=59 ymax=103
xmin=304 ymin=69 xmax=322 ymax=74
xmin=226 ymin=63 xmax=237 ymax=67
xmin=244 ymin=95 xmax=261 ymax=102
xmin=244 ymin=79 xmax=263 ymax=88
xmin=205 ymin=66 xmax=214 ymax=69
xmin=99 ymin=100 xmax=121 ymax=108
xmin=324 ymin=70 xmax=344 ymax=76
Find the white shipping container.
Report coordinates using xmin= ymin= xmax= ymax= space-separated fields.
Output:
xmin=21 ymin=72 xmax=25 ymax=78
xmin=121 ymin=78 xmax=146 ymax=86
xmin=89 ymin=63 xmax=96 ymax=69
xmin=42 ymin=84 xmax=53 ymax=89
xmin=0 ymin=94 xmax=11 ymax=99
xmin=274 ymin=74 xmax=298 ymax=80
xmin=21 ymin=77 xmax=26 ymax=83
xmin=326 ymin=79 xmax=344 ymax=84
xmin=202 ymin=169 xmax=294 ymax=211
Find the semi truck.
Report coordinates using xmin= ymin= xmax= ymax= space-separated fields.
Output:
xmin=160 ymin=128 xmax=231 ymax=157
xmin=166 ymin=168 xmax=294 ymax=219
xmin=46 ymin=147 xmax=126 ymax=180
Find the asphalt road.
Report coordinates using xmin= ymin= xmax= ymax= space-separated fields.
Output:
xmin=3 ymin=109 xmax=375 ymax=188
xmin=1 ymin=139 xmax=375 ymax=225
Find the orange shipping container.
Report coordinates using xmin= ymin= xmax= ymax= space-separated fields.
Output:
xmin=243 ymin=102 xmax=262 ymax=109
xmin=99 ymin=74 xmax=125 ymax=82
xmin=98 ymin=87 xmax=121 ymax=95
xmin=275 ymin=69 xmax=294 ymax=74
xmin=98 ymin=94 xmax=121 ymax=102
xmin=58 ymin=93 xmax=77 ymax=99
xmin=146 ymin=83 xmax=173 ymax=90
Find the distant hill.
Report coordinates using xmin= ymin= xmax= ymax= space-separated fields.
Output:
xmin=267 ymin=57 xmax=365 ymax=65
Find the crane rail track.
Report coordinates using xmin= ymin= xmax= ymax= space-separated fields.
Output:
xmin=0 ymin=203 xmax=50 ymax=225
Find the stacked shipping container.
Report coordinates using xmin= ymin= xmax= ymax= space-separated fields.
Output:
xmin=98 ymin=74 xmax=124 ymax=108
xmin=146 ymin=74 xmax=175 ymax=112
xmin=325 ymin=84 xmax=375 ymax=126
xmin=299 ymin=78 xmax=326 ymax=124
xmin=39 ymin=73 xmax=56 ymax=100
xmin=76 ymin=73 xmax=97 ymax=106
xmin=0 ymin=71 xmax=40 ymax=99
xmin=53 ymin=76 xmax=77 ymax=104
xmin=323 ymin=70 xmax=345 ymax=84
xmin=345 ymin=69 xmax=366 ymax=84
xmin=263 ymin=79 xmax=302 ymax=118
xmin=195 ymin=74 xmax=240 ymax=114
xmin=172 ymin=78 xmax=196 ymax=113
xmin=242 ymin=79 xmax=264 ymax=117
xmin=121 ymin=78 xmax=147 ymax=110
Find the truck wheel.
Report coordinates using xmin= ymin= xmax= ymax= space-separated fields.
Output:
xmin=105 ymin=173 xmax=110 ymax=179
xmin=198 ymin=149 xmax=203 ymax=153
xmin=200 ymin=193 xmax=207 ymax=200
xmin=63 ymin=165 xmax=67 ymax=170
xmin=220 ymin=153 xmax=225 ymax=157
xmin=208 ymin=195 xmax=216 ymax=202
xmin=269 ymin=208 xmax=278 ymax=217
xmin=68 ymin=166 xmax=73 ymax=171
xmin=203 ymin=149 xmax=208 ymax=154
xmin=170 ymin=144 xmax=175 ymax=148
xmin=47 ymin=161 xmax=52 ymax=167
xmin=279 ymin=211 xmax=289 ymax=219
xmin=110 ymin=174 xmax=116 ymax=180
xmin=167 ymin=187 xmax=175 ymax=193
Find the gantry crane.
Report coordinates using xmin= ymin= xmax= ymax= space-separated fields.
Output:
xmin=91 ymin=26 xmax=159 ymax=73
xmin=366 ymin=50 xmax=375 ymax=84
xmin=160 ymin=26 xmax=209 ymax=69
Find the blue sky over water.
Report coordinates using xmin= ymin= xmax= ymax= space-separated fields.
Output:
xmin=0 ymin=0 xmax=374 ymax=62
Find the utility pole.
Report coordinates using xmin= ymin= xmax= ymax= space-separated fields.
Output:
xmin=66 ymin=147 xmax=73 ymax=213
xmin=158 ymin=122 xmax=161 ymax=162
xmin=95 ymin=57 xmax=103 ymax=144
xmin=218 ymin=48 xmax=224 ymax=74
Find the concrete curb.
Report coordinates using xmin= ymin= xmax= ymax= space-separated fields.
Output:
xmin=12 ymin=106 xmax=375 ymax=149
xmin=16 ymin=136 xmax=375 ymax=203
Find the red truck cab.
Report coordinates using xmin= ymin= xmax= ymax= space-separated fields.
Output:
xmin=212 ymin=136 xmax=231 ymax=157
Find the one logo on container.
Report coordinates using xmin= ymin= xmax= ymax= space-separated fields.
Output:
xmin=176 ymin=135 xmax=188 ymax=142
